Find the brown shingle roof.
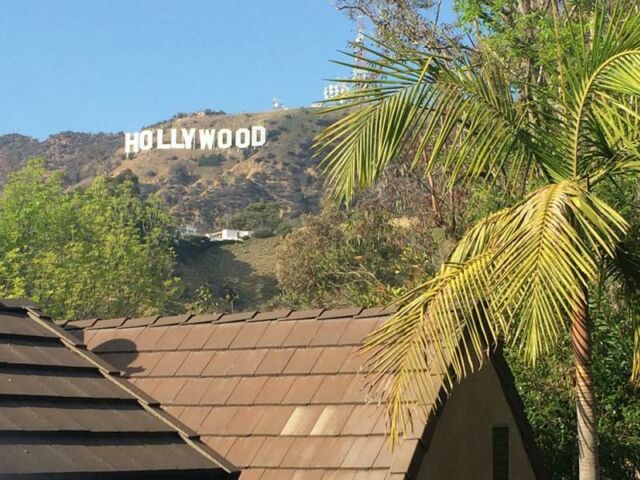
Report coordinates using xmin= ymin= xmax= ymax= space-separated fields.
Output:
xmin=66 ymin=307 xmax=425 ymax=479
xmin=0 ymin=299 xmax=238 ymax=479
xmin=68 ymin=306 xmax=547 ymax=480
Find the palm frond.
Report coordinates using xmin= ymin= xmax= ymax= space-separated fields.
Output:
xmin=447 ymin=207 xmax=513 ymax=263
xmin=361 ymin=251 xmax=500 ymax=443
xmin=316 ymin=76 xmax=433 ymax=204
xmin=314 ymin=43 xmax=538 ymax=204
xmin=558 ymin=1 xmax=640 ymax=176
xmin=568 ymin=186 xmax=628 ymax=256
xmin=414 ymin=63 xmax=537 ymax=189
xmin=362 ymin=180 xmax=628 ymax=438
xmin=491 ymin=182 xmax=627 ymax=363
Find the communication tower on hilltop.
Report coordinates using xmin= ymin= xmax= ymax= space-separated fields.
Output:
xmin=352 ymin=16 xmax=367 ymax=81
xmin=272 ymin=97 xmax=288 ymax=110
xmin=322 ymin=15 xmax=368 ymax=105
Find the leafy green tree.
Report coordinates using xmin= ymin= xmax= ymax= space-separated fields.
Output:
xmin=0 ymin=159 xmax=180 ymax=320
xmin=276 ymin=201 xmax=451 ymax=307
xmin=316 ymin=3 xmax=640 ymax=479
xmin=228 ymin=201 xmax=283 ymax=235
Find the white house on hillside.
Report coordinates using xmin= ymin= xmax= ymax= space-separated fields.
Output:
xmin=207 ymin=229 xmax=253 ymax=242
xmin=177 ymin=224 xmax=198 ymax=237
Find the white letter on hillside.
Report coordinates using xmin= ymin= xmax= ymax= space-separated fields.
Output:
xmin=218 ymin=129 xmax=232 ymax=149
xmin=157 ymin=129 xmax=170 ymax=150
xmin=199 ymin=129 xmax=216 ymax=149
xmin=139 ymin=130 xmax=153 ymax=151
xmin=124 ymin=132 xmax=139 ymax=154
xmin=170 ymin=128 xmax=185 ymax=149
xmin=235 ymin=128 xmax=251 ymax=148
xmin=182 ymin=128 xmax=196 ymax=149
xmin=251 ymin=126 xmax=266 ymax=147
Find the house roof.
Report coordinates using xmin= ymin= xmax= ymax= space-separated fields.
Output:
xmin=66 ymin=306 xmax=548 ymax=480
xmin=0 ymin=299 xmax=238 ymax=479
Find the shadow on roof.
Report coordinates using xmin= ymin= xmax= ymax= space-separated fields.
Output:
xmin=92 ymin=338 xmax=144 ymax=374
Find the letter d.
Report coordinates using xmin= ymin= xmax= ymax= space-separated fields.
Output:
xmin=251 ymin=126 xmax=266 ymax=147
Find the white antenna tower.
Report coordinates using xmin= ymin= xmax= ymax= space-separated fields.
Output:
xmin=352 ymin=15 xmax=367 ymax=81
xmin=272 ymin=97 xmax=287 ymax=110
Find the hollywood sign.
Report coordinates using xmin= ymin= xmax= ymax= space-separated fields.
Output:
xmin=124 ymin=126 xmax=266 ymax=155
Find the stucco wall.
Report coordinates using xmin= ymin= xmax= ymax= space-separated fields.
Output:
xmin=416 ymin=363 xmax=537 ymax=480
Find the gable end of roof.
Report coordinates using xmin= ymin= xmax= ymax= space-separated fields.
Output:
xmin=0 ymin=300 xmax=239 ymax=479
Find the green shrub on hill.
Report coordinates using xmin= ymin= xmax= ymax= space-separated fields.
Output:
xmin=227 ymin=201 xmax=283 ymax=236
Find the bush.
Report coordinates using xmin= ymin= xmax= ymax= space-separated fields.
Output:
xmin=197 ymin=154 xmax=225 ymax=167
xmin=169 ymin=164 xmax=197 ymax=185
xmin=227 ymin=201 xmax=282 ymax=234
xmin=252 ymin=228 xmax=274 ymax=238
xmin=275 ymin=207 xmax=436 ymax=307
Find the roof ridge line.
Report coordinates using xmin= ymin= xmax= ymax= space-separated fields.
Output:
xmin=23 ymin=308 xmax=239 ymax=475
xmin=67 ymin=305 xmax=399 ymax=331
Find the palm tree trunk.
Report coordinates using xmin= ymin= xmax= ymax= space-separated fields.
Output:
xmin=571 ymin=294 xmax=599 ymax=480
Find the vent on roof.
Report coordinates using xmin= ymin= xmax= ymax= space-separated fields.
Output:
xmin=492 ymin=425 xmax=509 ymax=480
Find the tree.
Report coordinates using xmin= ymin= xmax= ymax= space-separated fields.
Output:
xmin=0 ymin=159 xmax=180 ymax=320
xmin=276 ymin=192 xmax=452 ymax=308
xmin=228 ymin=201 xmax=282 ymax=235
xmin=315 ymin=3 xmax=640 ymax=479
xmin=334 ymin=0 xmax=452 ymax=48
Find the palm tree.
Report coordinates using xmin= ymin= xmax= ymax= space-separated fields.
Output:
xmin=314 ymin=3 xmax=640 ymax=479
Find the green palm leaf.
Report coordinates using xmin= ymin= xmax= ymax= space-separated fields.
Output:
xmin=492 ymin=182 xmax=627 ymax=362
xmin=314 ymin=46 xmax=539 ymax=204
xmin=315 ymin=0 xmax=640 ymax=448
xmin=362 ymin=251 xmax=498 ymax=441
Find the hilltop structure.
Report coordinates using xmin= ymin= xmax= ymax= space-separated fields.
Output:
xmin=323 ymin=16 xmax=368 ymax=104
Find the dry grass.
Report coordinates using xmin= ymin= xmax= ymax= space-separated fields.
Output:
xmin=176 ymin=236 xmax=283 ymax=310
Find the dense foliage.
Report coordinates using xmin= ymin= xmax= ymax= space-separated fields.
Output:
xmin=278 ymin=174 xmax=640 ymax=478
xmin=280 ymin=1 xmax=640 ymax=476
xmin=277 ymin=208 xmax=418 ymax=307
xmin=510 ymin=301 xmax=640 ymax=478
xmin=277 ymin=169 xmax=463 ymax=307
xmin=227 ymin=201 xmax=287 ymax=236
xmin=0 ymin=159 xmax=180 ymax=320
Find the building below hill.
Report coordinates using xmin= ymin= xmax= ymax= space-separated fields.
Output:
xmin=207 ymin=229 xmax=253 ymax=242
xmin=178 ymin=224 xmax=199 ymax=237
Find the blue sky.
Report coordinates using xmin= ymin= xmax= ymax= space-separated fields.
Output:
xmin=0 ymin=1 xmax=357 ymax=138
xmin=0 ymin=1 xmax=453 ymax=139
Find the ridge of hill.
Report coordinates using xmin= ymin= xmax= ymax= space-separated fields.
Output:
xmin=0 ymin=107 xmax=340 ymax=229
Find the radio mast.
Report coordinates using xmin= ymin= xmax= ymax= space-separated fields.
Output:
xmin=322 ymin=15 xmax=368 ymax=104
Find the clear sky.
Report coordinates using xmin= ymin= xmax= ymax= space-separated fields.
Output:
xmin=0 ymin=1 xmax=359 ymax=139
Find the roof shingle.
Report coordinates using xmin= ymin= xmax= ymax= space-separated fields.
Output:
xmin=70 ymin=307 xmax=411 ymax=479
xmin=0 ymin=303 xmax=238 ymax=479
xmin=69 ymin=306 xmax=547 ymax=480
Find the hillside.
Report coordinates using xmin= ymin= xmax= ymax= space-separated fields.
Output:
xmin=0 ymin=107 xmax=340 ymax=229
xmin=0 ymin=132 xmax=122 ymax=184
xmin=176 ymin=236 xmax=282 ymax=311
